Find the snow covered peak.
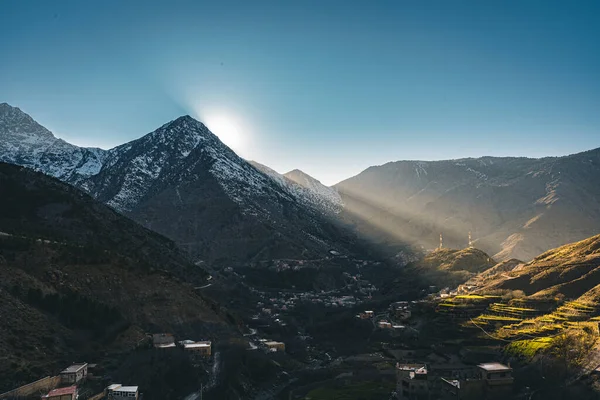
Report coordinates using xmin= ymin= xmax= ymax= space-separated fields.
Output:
xmin=0 ymin=102 xmax=107 ymax=182
xmin=0 ymin=102 xmax=54 ymax=141
xmin=285 ymin=169 xmax=323 ymax=186
xmin=284 ymin=169 xmax=343 ymax=210
xmin=250 ymin=162 xmax=343 ymax=214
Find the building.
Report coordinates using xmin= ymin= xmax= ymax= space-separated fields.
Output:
xmin=265 ymin=341 xmax=285 ymax=352
xmin=359 ymin=310 xmax=374 ymax=319
xmin=42 ymin=386 xmax=78 ymax=400
xmin=396 ymin=364 xmax=430 ymax=400
xmin=477 ymin=362 xmax=513 ymax=399
xmin=60 ymin=363 xmax=88 ymax=385
xmin=153 ymin=333 xmax=175 ymax=349
xmin=181 ymin=340 xmax=212 ymax=357
xmin=378 ymin=321 xmax=392 ymax=329
xmin=107 ymin=384 xmax=139 ymax=400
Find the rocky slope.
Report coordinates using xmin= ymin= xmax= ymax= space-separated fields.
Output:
xmin=0 ymin=163 xmax=232 ymax=391
xmin=0 ymin=103 xmax=108 ymax=184
xmin=336 ymin=150 xmax=600 ymax=261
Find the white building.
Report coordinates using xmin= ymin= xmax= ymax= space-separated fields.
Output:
xmin=107 ymin=384 xmax=139 ymax=400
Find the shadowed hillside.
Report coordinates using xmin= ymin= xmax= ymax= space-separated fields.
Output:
xmin=0 ymin=163 xmax=233 ymax=393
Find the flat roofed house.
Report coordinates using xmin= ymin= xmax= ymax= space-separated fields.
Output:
xmin=60 ymin=363 xmax=88 ymax=385
xmin=265 ymin=341 xmax=285 ymax=352
xmin=42 ymin=385 xmax=78 ymax=400
xmin=478 ymin=362 xmax=512 ymax=380
xmin=107 ymin=384 xmax=139 ymax=400
xmin=477 ymin=362 xmax=513 ymax=399
xmin=182 ymin=341 xmax=212 ymax=357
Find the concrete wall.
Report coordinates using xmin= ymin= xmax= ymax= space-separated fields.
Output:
xmin=0 ymin=376 xmax=61 ymax=399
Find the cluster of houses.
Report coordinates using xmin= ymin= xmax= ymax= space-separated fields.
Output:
xmin=395 ymin=361 xmax=514 ymax=400
xmin=152 ymin=333 xmax=212 ymax=359
xmin=358 ymin=301 xmax=417 ymax=334
xmin=33 ymin=333 xmax=212 ymax=400
xmin=40 ymin=363 xmax=138 ymax=400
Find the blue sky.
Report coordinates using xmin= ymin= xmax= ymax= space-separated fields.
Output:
xmin=1 ymin=0 xmax=599 ymax=185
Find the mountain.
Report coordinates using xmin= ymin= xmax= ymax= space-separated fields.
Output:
xmin=0 ymin=162 xmax=231 ymax=393
xmin=336 ymin=150 xmax=600 ymax=261
xmin=249 ymin=161 xmax=342 ymax=214
xmin=0 ymin=104 xmax=363 ymax=264
xmin=81 ymin=116 xmax=356 ymax=263
xmin=284 ymin=169 xmax=343 ymax=209
xmin=0 ymin=103 xmax=108 ymax=184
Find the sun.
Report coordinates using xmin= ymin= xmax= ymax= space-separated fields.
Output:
xmin=205 ymin=115 xmax=243 ymax=151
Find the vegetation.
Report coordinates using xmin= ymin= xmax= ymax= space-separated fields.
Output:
xmin=506 ymin=337 xmax=553 ymax=359
xmin=409 ymin=247 xmax=496 ymax=288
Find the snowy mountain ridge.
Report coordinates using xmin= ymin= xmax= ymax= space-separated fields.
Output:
xmin=0 ymin=104 xmax=335 ymax=217
xmin=0 ymin=103 xmax=108 ymax=183
xmin=249 ymin=161 xmax=343 ymax=214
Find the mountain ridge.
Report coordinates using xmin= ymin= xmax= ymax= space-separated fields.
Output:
xmin=0 ymin=104 xmax=363 ymax=264
xmin=336 ymin=148 xmax=600 ymax=261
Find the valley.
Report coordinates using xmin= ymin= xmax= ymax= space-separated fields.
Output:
xmin=1 ymin=103 xmax=600 ymax=400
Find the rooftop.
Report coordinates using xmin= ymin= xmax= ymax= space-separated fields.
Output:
xmin=61 ymin=363 xmax=87 ymax=373
xmin=155 ymin=343 xmax=176 ymax=348
xmin=478 ymin=362 xmax=511 ymax=372
xmin=396 ymin=363 xmax=427 ymax=371
xmin=117 ymin=386 xmax=139 ymax=393
xmin=43 ymin=386 xmax=77 ymax=398
xmin=265 ymin=341 xmax=284 ymax=346
xmin=108 ymin=384 xmax=138 ymax=393
xmin=184 ymin=341 xmax=211 ymax=349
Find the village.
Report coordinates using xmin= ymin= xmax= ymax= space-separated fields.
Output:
xmin=0 ymin=334 xmax=213 ymax=400
xmin=242 ymin=288 xmax=520 ymax=400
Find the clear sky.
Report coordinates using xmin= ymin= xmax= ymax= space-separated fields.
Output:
xmin=1 ymin=0 xmax=599 ymax=185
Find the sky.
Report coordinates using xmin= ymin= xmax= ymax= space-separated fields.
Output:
xmin=1 ymin=0 xmax=599 ymax=185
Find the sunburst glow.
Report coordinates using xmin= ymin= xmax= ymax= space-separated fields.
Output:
xmin=205 ymin=114 xmax=244 ymax=151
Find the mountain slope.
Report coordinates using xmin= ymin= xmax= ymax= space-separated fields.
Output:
xmin=0 ymin=162 xmax=231 ymax=391
xmin=474 ymin=234 xmax=600 ymax=298
xmin=249 ymin=161 xmax=342 ymax=214
xmin=410 ymin=247 xmax=496 ymax=288
xmin=336 ymin=151 xmax=600 ymax=261
xmin=0 ymin=103 xmax=108 ymax=184
xmin=0 ymin=104 xmax=364 ymax=264
xmin=439 ymin=235 xmax=600 ymax=355
xmin=80 ymin=116 xmax=356 ymax=263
